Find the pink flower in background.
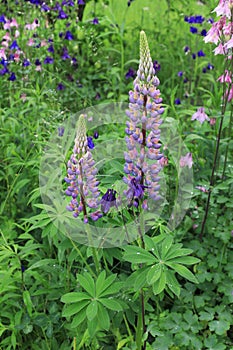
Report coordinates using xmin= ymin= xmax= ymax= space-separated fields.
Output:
xmin=10 ymin=18 xmax=18 ymax=28
xmin=0 ymin=48 xmax=7 ymax=60
xmin=180 ymin=153 xmax=193 ymax=168
xmin=25 ymin=19 xmax=40 ymax=30
xmin=204 ymin=23 xmax=220 ymax=44
xmin=196 ymin=186 xmax=208 ymax=193
xmin=217 ymin=70 xmax=232 ymax=83
xmin=4 ymin=20 xmax=11 ymax=30
xmin=27 ymin=38 xmax=34 ymax=46
xmin=214 ymin=42 xmax=227 ymax=55
xmin=191 ymin=107 xmax=210 ymax=124
xmin=226 ymin=85 xmax=233 ymax=101
xmin=15 ymin=30 xmax=20 ymax=38
xmin=20 ymin=93 xmax=27 ymax=102
xmin=14 ymin=52 xmax=21 ymax=62
xmin=210 ymin=118 xmax=216 ymax=125
xmin=213 ymin=0 xmax=232 ymax=18
xmin=226 ymin=37 xmax=233 ymax=49
xmin=40 ymin=39 xmax=47 ymax=47
xmin=159 ymin=156 xmax=168 ymax=167
xmin=3 ymin=32 xmax=11 ymax=41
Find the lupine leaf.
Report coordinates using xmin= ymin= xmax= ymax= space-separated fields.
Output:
xmin=62 ymin=300 xmax=89 ymax=317
xmin=97 ymin=303 xmax=110 ymax=330
xmin=166 ymin=262 xmax=198 ymax=283
xmin=166 ymin=270 xmax=181 ymax=297
xmin=146 ymin=264 xmax=161 ymax=285
xmin=152 ymin=269 xmax=166 ymax=295
xmin=61 ymin=292 xmax=90 ymax=303
xmin=86 ymin=300 xmax=98 ymax=321
xmin=100 ymin=298 xmax=122 ymax=311
xmin=71 ymin=308 xmax=86 ymax=328
xmin=78 ymin=273 xmax=95 ymax=297
xmin=123 ymin=246 xmax=156 ymax=264
xmin=168 ymin=256 xmax=200 ymax=265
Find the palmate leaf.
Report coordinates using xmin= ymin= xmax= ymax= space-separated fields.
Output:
xmin=61 ymin=292 xmax=90 ymax=303
xmin=100 ymin=298 xmax=122 ymax=311
xmin=168 ymin=256 xmax=200 ymax=265
xmin=97 ymin=273 xmax=118 ymax=297
xmin=146 ymin=264 xmax=161 ymax=285
xmin=86 ymin=300 xmax=98 ymax=321
xmin=166 ymin=270 xmax=181 ymax=297
xmin=97 ymin=303 xmax=110 ymax=330
xmin=161 ymin=236 xmax=174 ymax=259
xmin=71 ymin=307 xmax=87 ymax=328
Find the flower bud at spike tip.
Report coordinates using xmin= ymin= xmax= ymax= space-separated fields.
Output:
xmin=138 ymin=31 xmax=155 ymax=83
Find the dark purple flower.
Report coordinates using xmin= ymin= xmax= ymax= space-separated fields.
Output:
xmin=95 ymin=92 xmax=101 ymax=100
xmin=78 ymin=0 xmax=85 ymax=4
xmin=192 ymin=53 xmax=196 ymax=59
xmin=184 ymin=45 xmax=190 ymax=53
xmin=0 ymin=67 xmax=8 ymax=75
xmin=71 ymin=57 xmax=77 ymax=65
xmin=57 ymin=83 xmax=65 ymax=90
xmin=59 ymin=32 xmax=63 ymax=38
xmin=0 ymin=15 xmax=6 ymax=23
xmin=201 ymin=29 xmax=207 ymax=36
xmin=178 ymin=71 xmax=183 ymax=77
xmin=153 ymin=60 xmax=161 ymax=73
xmin=35 ymin=58 xmax=41 ymax=66
xmin=23 ymin=59 xmax=31 ymax=67
xmin=58 ymin=126 xmax=64 ymax=136
xmin=8 ymin=72 xmax=16 ymax=81
xmin=207 ymin=18 xmax=214 ymax=24
xmin=92 ymin=17 xmax=99 ymax=25
xmin=125 ymin=67 xmax=136 ymax=79
xmin=207 ymin=63 xmax=214 ymax=70
xmin=21 ymin=265 xmax=26 ymax=272
xmin=100 ymin=189 xmax=117 ymax=213
xmin=190 ymin=26 xmax=198 ymax=34
xmin=41 ymin=4 xmax=50 ymax=11
xmin=202 ymin=67 xmax=207 ymax=73
xmin=64 ymin=30 xmax=73 ymax=40
xmin=197 ymin=50 xmax=205 ymax=57
xmin=44 ymin=56 xmax=54 ymax=64
xmin=61 ymin=47 xmax=70 ymax=60
xmin=124 ymin=178 xmax=148 ymax=208
xmin=175 ymin=98 xmax=181 ymax=105
xmin=93 ymin=131 xmax=99 ymax=139
xmin=183 ymin=77 xmax=188 ymax=83
xmin=58 ymin=10 xmax=68 ymax=19
xmin=0 ymin=59 xmax=8 ymax=66
xmin=48 ymin=44 xmax=54 ymax=53
xmin=195 ymin=15 xmax=205 ymax=24
xmin=87 ymin=136 xmax=95 ymax=149
xmin=9 ymin=40 xmax=20 ymax=50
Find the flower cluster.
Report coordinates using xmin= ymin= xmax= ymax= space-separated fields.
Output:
xmin=204 ymin=0 xmax=233 ymax=101
xmin=64 ymin=115 xmax=102 ymax=222
xmin=123 ymin=31 xmax=164 ymax=208
xmin=185 ymin=14 xmax=213 ymax=37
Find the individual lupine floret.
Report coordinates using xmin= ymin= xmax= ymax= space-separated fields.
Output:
xmin=64 ymin=115 xmax=102 ymax=222
xmin=123 ymin=31 xmax=164 ymax=207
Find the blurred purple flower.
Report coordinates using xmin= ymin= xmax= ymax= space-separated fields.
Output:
xmin=58 ymin=126 xmax=65 ymax=136
xmin=93 ymin=131 xmax=99 ymax=139
xmin=78 ymin=0 xmax=85 ymax=4
xmin=178 ymin=71 xmax=183 ymax=77
xmin=9 ymin=40 xmax=20 ymax=50
xmin=61 ymin=47 xmax=70 ymax=60
xmin=87 ymin=136 xmax=94 ymax=149
xmin=184 ymin=46 xmax=190 ymax=53
xmin=207 ymin=63 xmax=214 ymax=70
xmin=95 ymin=92 xmax=101 ymax=100
xmin=8 ymin=72 xmax=16 ymax=81
xmin=23 ymin=59 xmax=31 ymax=66
xmin=44 ymin=56 xmax=54 ymax=64
xmin=47 ymin=44 xmax=54 ymax=53
xmin=57 ymin=83 xmax=65 ymax=90
xmin=0 ymin=15 xmax=6 ymax=23
xmin=64 ymin=30 xmax=73 ymax=40
xmin=58 ymin=10 xmax=68 ymax=19
xmin=125 ymin=67 xmax=136 ymax=79
xmin=153 ymin=60 xmax=161 ymax=73
xmin=192 ymin=53 xmax=196 ymax=59
xmin=190 ymin=26 xmax=198 ymax=34
xmin=175 ymin=98 xmax=181 ymax=105
xmin=0 ymin=67 xmax=8 ymax=75
xmin=201 ymin=29 xmax=207 ymax=36
xmin=197 ymin=50 xmax=205 ymax=57
xmin=92 ymin=17 xmax=99 ymax=24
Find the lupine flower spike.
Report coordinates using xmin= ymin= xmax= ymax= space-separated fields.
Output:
xmin=65 ymin=115 xmax=102 ymax=222
xmin=123 ymin=31 xmax=164 ymax=208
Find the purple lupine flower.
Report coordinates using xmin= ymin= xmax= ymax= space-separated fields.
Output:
xmin=0 ymin=15 xmax=6 ymax=23
xmin=0 ymin=67 xmax=8 ymax=75
xmin=65 ymin=115 xmax=101 ymax=222
xmin=35 ymin=58 xmax=41 ymax=66
xmin=78 ymin=0 xmax=85 ymax=4
xmin=207 ymin=63 xmax=214 ymax=70
xmin=153 ymin=60 xmax=161 ymax=73
xmin=61 ymin=46 xmax=70 ymax=60
xmin=201 ymin=29 xmax=207 ymax=36
xmin=197 ymin=50 xmax=205 ymax=57
xmin=93 ymin=131 xmax=99 ymax=139
xmin=48 ymin=44 xmax=54 ymax=53
xmin=100 ymin=189 xmax=117 ymax=213
xmin=123 ymin=31 xmax=164 ymax=207
xmin=178 ymin=71 xmax=183 ymax=77
xmin=175 ymin=98 xmax=181 ymax=105
xmin=23 ymin=59 xmax=31 ymax=67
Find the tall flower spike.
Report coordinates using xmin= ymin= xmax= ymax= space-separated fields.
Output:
xmin=124 ymin=31 xmax=164 ymax=206
xmin=65 ymin=115 xmax=102 ymax=222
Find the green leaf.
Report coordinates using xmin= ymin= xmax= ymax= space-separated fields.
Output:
xmin=168 ymin=256 xmax=200 ymax=265
xmin=71 ymin=307 xmax=87 ymax=328
xmin=123 ymin=246 xmax=155 ymax=264
xmin=146 ymin=264 xmax=161 ymax=285
xmin=152 ymin=269 xmax=166 ymax=295
xmin=98 ymin=274 xmax=118 ymax=297
xmin=166 ymin=270 xmax=180 ymax=297
xmin=61 ymin=292 xmax=90 ymax=304
xmin=161 ymin=236 xmax=173 ymax=259
xmin=86 ymin=300 xmax=98 ymax=321
xmin=209 ymin=320 xmax=230 ymax=335
xmin=23 ymin=290 xmax=33 ymax=317
xmin=62 ymin=300 xmax=89 ymax=318
xmin=27 ymin=259 xmax=56 ymax=270
xmin=133 ymin=267 xmax=148 ymax=290
xmin=165 ymin=245 xmax=193 ymax=260
xmin=166 ymin=262 xmax=198 ymax=283
xmin=96 ymin=270 xmax=106 ymax=297
xmin=100 ymin=298 xmax=122 ymax=311
xmin=78 ymin=273 xmax=95 ymax=297
xmin=97 ymin=303 xmax=110 ymax=330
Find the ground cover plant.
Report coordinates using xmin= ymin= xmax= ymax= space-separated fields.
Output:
xmin=0 ymin=0 xmax=233 ymax=349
